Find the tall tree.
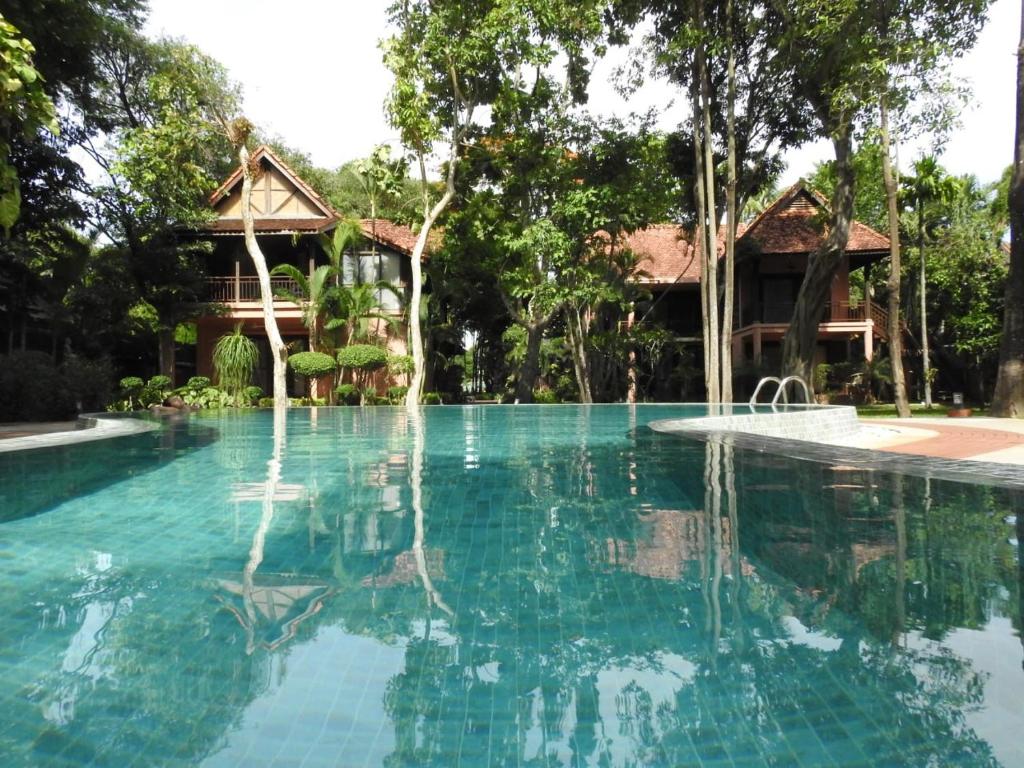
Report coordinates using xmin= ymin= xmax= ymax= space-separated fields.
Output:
xmin=772 ymin=0 xmax=988 ymax=389
xmin=219 ymin=117 xmax=288 ymax=410
xmin=993 ymin=0 xmax=1024 ymax=417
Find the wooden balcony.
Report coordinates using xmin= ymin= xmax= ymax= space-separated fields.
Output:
xmin=740 ymin=299 xmax=888 ymax=338
xmin=206 ymin=276 xmax=302 ymax=303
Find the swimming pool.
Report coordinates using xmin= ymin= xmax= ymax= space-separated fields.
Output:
xmin=0 ymin=405 xmax=1020 ymax=766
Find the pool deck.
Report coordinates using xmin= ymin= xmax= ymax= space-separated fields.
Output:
xmin=852 ymin=417 xmax=1024 ymax=465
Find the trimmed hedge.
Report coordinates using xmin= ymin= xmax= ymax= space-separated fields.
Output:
xmin=337 ymin=344 xmax=388 ymax=371
xmin=287 ymin=351 xmax=338 ymax=378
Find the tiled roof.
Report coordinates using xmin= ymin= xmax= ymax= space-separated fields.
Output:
xmin=624 ymin=181 xmax=889 ymax=287
xmin=359 ymin=218 xmax=437 ymax=257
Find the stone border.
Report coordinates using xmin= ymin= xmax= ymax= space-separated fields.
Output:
xmin=650 ymin=404 xmax=860 ymax=443
xmin=649 ymin=409 xmax=1024 ymax=490
xmin=0 ymin=413 xmax=159 ymax=454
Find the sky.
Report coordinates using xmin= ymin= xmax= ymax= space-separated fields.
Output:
xmin=145 ymin=0 xmax=1019 ymax=186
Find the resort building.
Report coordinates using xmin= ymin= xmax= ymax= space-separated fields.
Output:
xmin=193 ymin=145 xmax=419 ymax=395
xmin=626 ymin=182 xmax=891 ymax=396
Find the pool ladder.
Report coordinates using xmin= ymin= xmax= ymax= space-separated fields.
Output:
xmin=749 ymin=375 xmax=811 ymax=410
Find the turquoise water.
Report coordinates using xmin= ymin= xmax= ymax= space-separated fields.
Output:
xmin=0 ymin=405 xmax=1021 ymax=767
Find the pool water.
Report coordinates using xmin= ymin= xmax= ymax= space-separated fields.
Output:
xmin=0 ymin=405 xmax=1021 ymax=767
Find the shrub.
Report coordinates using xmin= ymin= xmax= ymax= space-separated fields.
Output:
xmin=243 ymin=386 xmax=263 ymax=406
xmin=813 ymin=363 xmax=831 ymax=394
xmin=422 ymin=391 xmax=442 ymax=405
xmin=185 ymin=376 xmax=211 ymax=392
xmin=387 ymin=385 xmax=408 ymax=404
xmin=334 ymin=383 xmax=360 ymax=405
xmin=0 ymin=351 xmax=77 ymax=421
xmin=148 ymin=375 xmax=173 ymax=392
xmin=533 ymin=389 xmax=558 ymax=404
xmin=288 ymin=351 xmax=338 ymax=379
xmin=62 ymin=354 xmax=113 ymax=412
xmin=337 ymin=344 xmax=388 ymax=372
xmin=120 ymin=376 xmax=144 ymax=394
xmin=257 ymin=397 xmax=275 ymax=408
xmin=361 ymin=386 xmax=382 ymax=405
xmin=139 ymin=385 xmax=165 ymax=408
xmin=387 ymin=354 xmax=415 ymax=377
xmin=213 ymin=326 xmax=260 ymax=400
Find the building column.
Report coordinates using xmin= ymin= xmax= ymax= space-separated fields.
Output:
xmin=753 ymin=327 xmax=763 ymax=367
xmin=864 ymin=325 xmax=874 ymax=362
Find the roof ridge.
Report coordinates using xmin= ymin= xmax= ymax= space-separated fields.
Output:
xmin=207 ymin=144 xmax=339 ymax=220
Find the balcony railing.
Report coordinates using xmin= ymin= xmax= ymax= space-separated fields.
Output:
xmin=206 ymin=276 xmax=303 ymax=303
xmin=740 ymin=299 xmax=889 ymax=337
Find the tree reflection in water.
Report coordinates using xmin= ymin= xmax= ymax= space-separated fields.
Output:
xmin=0 ymin=408 xmax=1021 ymax=766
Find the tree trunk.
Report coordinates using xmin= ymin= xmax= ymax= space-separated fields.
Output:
xmin=406 ymin=146 xmax=457 ymax=408
xmin=691 ymin=75 xmax=713 ymax=403
xmin=566 ymin=305 xmax=593 ymax=403
xmin=919 ymin=199 xmax=932 ymax=408
xmin=515 ymin=320 xmax=545 ymax=404
xmin=158 ymin=327 xmax=176 ymax=385
xmin=993 ymin=2 xmax=1024 ymax=417
xmin=697 ymin=3 xmax=720 ymax=405
xmin=781 ymin=125 xmax=856 ymax=390
xmin=238 ymin=144 xmax=289 ymax=410
xmin=879 ymin=95 xmax=911 ymax=417
xmin=721 ymin=0 xmax=737 ymax=403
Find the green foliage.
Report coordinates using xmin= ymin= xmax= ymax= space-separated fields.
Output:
xmin=421 ymin=391 xmax=442 ymax=405
xmin=62 ymin=354 xmax=113 ymax=412
xmin=0 ymin=16 xmax=58 ymax=232
xmin=336 ymin=344 xmax=388 ymax=372
xmin=213 ymin=327 xmax=260 ymax=399
xmin=148 ymin=375 xmax=172 ymax=392
xmin=334 ymin=383 xmax=360 ymax=405
xmin=185 ymin=376 xmax=211 ymax=392
xmin=813 ymin=363 xmax=832 ymax=394
xmin=184 ymin=386 xmax=232 ymax=410
xmin=532 ymin=389 xmax=559 ymax=404
xmin=287 ymin=351 xmax=338 ymax=379
xmin=387 ymin=385 xmax=409 ymax=404
xmin=119 ymin=376 xmax=144 ymax=394
xmin=361 ymin=386 xmax=382 ymax=405
xmin=257 ymin=396 xmax=275 ymax=408
xmin=243 ymin=386 xmax=263 ymax=406
xmin=0 ymin=351 xmax=76 ymax=421
xmin=387 ymin=354 xmax=415 ymax=377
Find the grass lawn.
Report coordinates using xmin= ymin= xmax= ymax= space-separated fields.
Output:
xmin=855 ymin=403 xmax=989 ymax=418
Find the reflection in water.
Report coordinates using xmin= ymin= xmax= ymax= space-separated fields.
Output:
xmin=0 ymin=406 xmax=1021 ymax=767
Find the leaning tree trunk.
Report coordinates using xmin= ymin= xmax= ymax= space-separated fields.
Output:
xmin=993 ymin=0 xmax=1024 ymax=417
xmin=406 ymin=145 xmax=457 ymax=409
xmin=781 ymin=125 xmax=856 ymax=390
xmin=237 ymin=141 xmax=288 ymax=410
xmin=879 ymin=95 xmax=911 ymax=417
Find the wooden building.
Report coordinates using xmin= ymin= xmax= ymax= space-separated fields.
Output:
xmin=194 ymin=146 xmax=419 ymax=396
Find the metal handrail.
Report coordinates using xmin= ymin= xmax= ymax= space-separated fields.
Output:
xmin=772 ymin=375 xmax=811 ymax=406
xmin=750 ymin=376 xmax=785 ymax=408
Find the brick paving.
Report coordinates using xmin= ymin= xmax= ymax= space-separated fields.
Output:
xmin=862 ymin=418 xmax=1024 ymax=461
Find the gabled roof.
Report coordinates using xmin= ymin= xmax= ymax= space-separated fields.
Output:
xmin=208 ymin=144 xmax=337 ymax=217
xmin=741 ymin=180 xmax=889 ymax=255
xmin=625 ymin=181 xmax=890 ymax=287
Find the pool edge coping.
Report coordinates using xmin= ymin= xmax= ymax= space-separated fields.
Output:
xmin=0 ymin=413 xmax=160 ymax=454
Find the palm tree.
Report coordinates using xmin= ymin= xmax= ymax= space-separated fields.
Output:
xmin=904 ymin=157 xmax=959 ymax=408
xmin=326 ymin=281 xmax=404 ymax=346
xmin=268 ymin=263 xmax=337 ymax=352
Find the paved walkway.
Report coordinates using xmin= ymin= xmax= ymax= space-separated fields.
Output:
xmin=0 ymin=421 xmax=79 ymax=440
xmin=860 ymin=417 xmax=1024 ymax=464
